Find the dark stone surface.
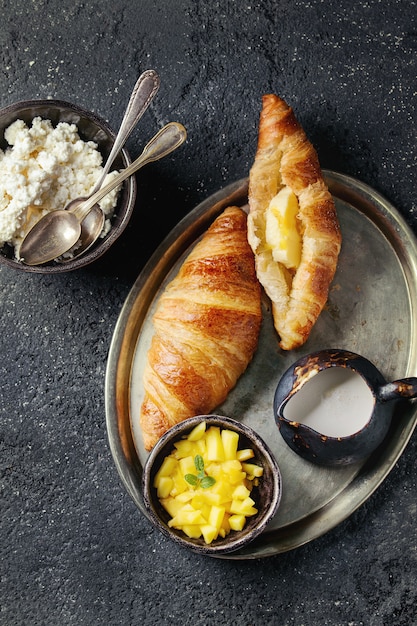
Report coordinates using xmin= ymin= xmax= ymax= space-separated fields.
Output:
xmin=1 ymin=1 xmax=417 ymax=624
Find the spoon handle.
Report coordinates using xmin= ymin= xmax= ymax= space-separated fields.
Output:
xmin=71 ymin=122 xmax=187 ymax=222
xmin=90 ymin=69 xmax=160 ymax=194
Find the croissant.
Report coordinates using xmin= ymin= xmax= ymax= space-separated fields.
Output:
xmin=247 ymin=94 xmax=341 ymax=350
xmin=140 ymin=206 xmax=262 ymax=450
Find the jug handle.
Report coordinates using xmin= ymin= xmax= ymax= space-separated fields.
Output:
xmin=378 ymin=378 xmax=417 ymax=402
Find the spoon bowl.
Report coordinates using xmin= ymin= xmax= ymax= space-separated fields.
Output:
xmin=274 ymin=348 xmax=417 ymax=466
xmin=61 ymin=200 xmax=105 ymax=259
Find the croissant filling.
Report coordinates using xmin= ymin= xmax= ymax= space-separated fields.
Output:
xmin=265 ymin=186 xmax=302 ymax=271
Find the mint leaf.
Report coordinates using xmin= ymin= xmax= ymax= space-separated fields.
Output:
xmin=200 ymin=476 xmax=216 ymax=489
xmin=184 ymin=474 xmax=198 ymax=486
xmin=184 ymin=455 xmax=216 ymax=490
xmin=194 ymin=455 xmax=205 ymax=473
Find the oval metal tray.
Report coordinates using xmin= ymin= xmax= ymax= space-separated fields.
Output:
xmin=105 ymin=171 xmax=417 ymax=559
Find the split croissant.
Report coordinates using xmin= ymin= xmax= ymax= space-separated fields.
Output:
xmin=248 ymin=94 xmax=341 ymax=350
xmin=140 ymin=206 xmax=262 ymax=450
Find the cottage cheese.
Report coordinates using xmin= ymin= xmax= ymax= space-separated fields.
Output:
xmin=0 ymin=117 xmax=121 ymax=257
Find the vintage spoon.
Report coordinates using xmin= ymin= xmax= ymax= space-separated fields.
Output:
xmin=62 ymin=68 xmax=160 ymax=258
xmin=19 ymin=122 xmax=187 ymax=266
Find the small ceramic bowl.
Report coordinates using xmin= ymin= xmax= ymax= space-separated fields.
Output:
xmin=0 ymin=99 xmax=137 ymax=273
xmin=142 ymin=415 xmax=282 ymax=556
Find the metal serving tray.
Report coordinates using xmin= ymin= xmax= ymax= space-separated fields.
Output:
xmin=105 ymin=171 xmax=417 ymax=559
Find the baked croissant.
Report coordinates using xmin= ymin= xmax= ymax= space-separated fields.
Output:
xmin=140 ymin=206 xmax=262 ymax=450
xmin=247 ymin=94 xmax=341 ymax=350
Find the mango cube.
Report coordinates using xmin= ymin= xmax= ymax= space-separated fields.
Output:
xmin=168 ymin=506 xmax=207 ymax=527
xmin=156 ymin=476 xmax=173 ymax=499
xmin=169 ymin=468 xmax=189 ymax=496
xmin=206 ymin=426 xmax=225 ymax=461
xmin=182 ymin=525 xmax=202 ymax=539
xmin=208 ymin=505 xmax=226 ymax=530
xmin=175 ymin=491 xmax=194 ymax=503
xmin=232 ymin=484 xmax=251 ymax=500
xmin=201 ymin=524 xmax=218 ymax=544
xmin=154 ymin=456 xmax=178 ymax=485
xmin=221 ymin=429 xmax=239 ymax=460
xmin=179 ymin=455 xmax=196 ymax=476
xmin=160 ymin=497 xmax=183 ymax=518
xmin=187 ymin=421 xmax=207 ymax=441
xmin=194 ymin=438 xmax=206 ymax=456
xmin=241 ymin=462 xmax=264 ymax=478
xmin=229 ymin=514 xmax=246 ymax=531
xmin=230 ymin=496 xmax=258 ymax=517
xmin=236 ymin=448 xmax=255 ymax=462
xmin=173 ymin=439 xmax=194 ymax=459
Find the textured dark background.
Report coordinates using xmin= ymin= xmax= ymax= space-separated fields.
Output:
xmin=1 ymin=1 xmax=417 ymax=625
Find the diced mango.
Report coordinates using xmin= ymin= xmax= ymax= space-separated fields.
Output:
xmin=221 ymin=459 xmax=242 ymax=473
xmin=208 ymin=505 xmax=226 ymax=530
xmin=221 ymin=429 xmax=239 ymax=460
xmin=154 ymin=456 xmax=178 ymax=485
xmin=232 ymin=484 xmax=251 ymax=500
xmin=212 ymin=478 xmax=232 ymax=499
xmin=187 ymin=421 xmax=207 ymax=441
xmin=241 ymin=462 xmax=264 ymax=478
xmin=206 ymin=426 xmax=225 ymax=461
xmin=170 ymin=468 xmax=189 ymax=496
xmin=197 ymin=490 xmax=222 ymax=506
xmin=160 ymin=497 xmax=183 ymax=518
xmin=230 ymin=497 xmax=258 ymax=517
xmin=220 ymin=512 xmax=231 ymax=533
xmin=194 ymin=438 xmax=206 ymax=456
xmin=205 ymin=462 xmax=222 ymax=480
xmin=201 ymin=524 xmax=218 ymax=544
xmin=173 ymin=439 xmax=194 ymax=459
xmin=179 ymin=455 xmax=196 ymax=476
xmin=221 ymin=460 xmax=246 ymax=484
xmin=227 ymin=469 xmax=247 ymax=485
xmin=154 ymin=422 xmax=263 ymax=545
xmin=182 ymin=525 xmax=202 ymax=539
xmin=168 ymin=507 xmax=207 ymax=527
xmin=175 ymin=491 xmax=194 ymax=503
xmin=229 ymin=514 xmax=246 ymax=531
xmin=156 ymin=476 xmax=173 ymax=499
xmin=190 ymin=496 xmax=211 ymax=521
xmin=236 ymin=448 xmax=255 ymax=462
xmin=201 ymin=503 xmax=211 ymax=521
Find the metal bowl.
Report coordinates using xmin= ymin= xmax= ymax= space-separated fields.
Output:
xmin=141 ymin=415 xmax=282 ymax=556
xmin=0 ymin=99 xmax=136 ymax=273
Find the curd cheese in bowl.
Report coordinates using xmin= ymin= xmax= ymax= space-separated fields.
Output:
xmin=0 ymin=99 xmax=136 ymax=273
xmin=0 ymin=117 xmax=121 ymax=258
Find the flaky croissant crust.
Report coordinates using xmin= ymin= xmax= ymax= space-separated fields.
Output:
xmin=248 ymin=94 xmax=341 ymax=350
xmin=140 ymin=206 xmax=262 ymax=450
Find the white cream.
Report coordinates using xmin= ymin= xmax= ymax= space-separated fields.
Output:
xmin=0 ymin=117 xmax=121 ymax=257
xmin=283 ymin=367 xmax=375 ymax=438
